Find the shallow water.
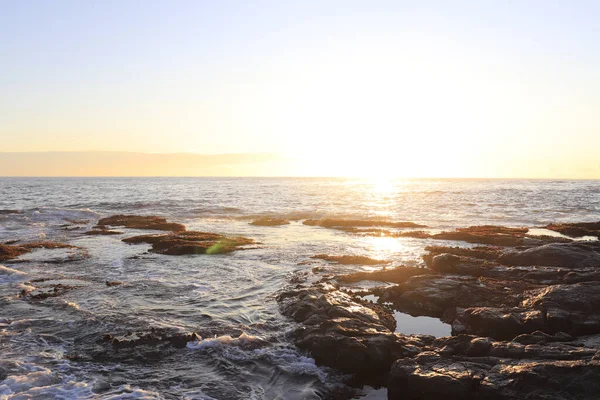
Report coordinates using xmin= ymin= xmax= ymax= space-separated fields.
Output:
xmin=0 ymin=178 xmax=598 ymax=398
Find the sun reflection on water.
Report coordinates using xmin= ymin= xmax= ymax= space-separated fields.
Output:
xmin=366 ymin=236 xmax=405 ymax=261
xmin=373 ymin=177 xmax=395 ymax=195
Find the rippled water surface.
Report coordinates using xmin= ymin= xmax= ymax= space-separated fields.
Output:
xmin=0 ymin=178 xmax=599 ymax=399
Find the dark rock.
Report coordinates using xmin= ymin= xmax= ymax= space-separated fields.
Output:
xmin=429 ymin=253 xmax=502 ymax=276
xmin=428 ymin=253 xmax=600 ymax=284
xmin=84 ymin=229 xmax=124 ymax=235
xmin=450 ymin=282 xmax=600 ymax=340
xmin=512 ymin=330 xmax=573 ymax=345
xmin=452 ymin=307 xmax=544 ymax=340
xmin=21 ymin=283 xmax=75 ymax=300
xmin=98 ymin=215 xmax=186 ymax=232
xmin=74 ymin=329 xmax=203 ymax=363
xmin=388 ymin=350 xmax=600 ymax=400
xmin=277 ymin=285 xmax=423 ymax=386
xmin=523 ymin=282 xmax=600 ymax=335
xmin=0 ymin=210 xmax=21 ymax=215
xmin=123 ymin=231 xmax=255 ymax=255
xmin=249 ymin=217 xmax=290 ymax=226
xmin=498 ymin=242 xmax=600 ymax=268
xmin=546 ymin=222 xmax=600 ymax=238
xmin=430 ymin=225 xmax=530 ymax=246
xmin=380 ymin=275 xmax=531 ymax=321
xmin=66 ymin=219 xmax=89 ymax=225
xmin=106 ymin=281 xmax=122 ymax=287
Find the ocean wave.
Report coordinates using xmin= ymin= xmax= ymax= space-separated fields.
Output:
xmin=0 ymin=265 xmax=27 ymax=282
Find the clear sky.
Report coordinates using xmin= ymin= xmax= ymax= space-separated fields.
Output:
xmin=1 ymin=0 xmax=599 ymax=178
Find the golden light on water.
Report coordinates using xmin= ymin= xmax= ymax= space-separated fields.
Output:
xmin=372 ymin=177 xmax=395 ymax=195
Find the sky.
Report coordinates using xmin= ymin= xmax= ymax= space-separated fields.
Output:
xmin=1 ymin=0 xmax=599 ymax=178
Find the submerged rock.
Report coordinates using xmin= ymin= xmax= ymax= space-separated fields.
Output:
xmin=19 ymin=277 xmax=90 ymax=300
xmin=303 ymin=219 xmax=426 ymax=229
xmin=123 ymin=230 xmax=255 ymax=255
xmin=84 ymin=229 xmax=124 ymax=235
xmin=69 ymin=328 xmax=202 ymax=364
xmin=0 ymin=210 xmax=21 ymax=215
xmin=312 ymin=254 xmax=390 ymax=265
xmin=97 ymin=215 xmax=186 ymax=232
xmin=249 ymin=217 xmax=290 ymax=226
xmin=0 ymin=241 xmax=78 ymax=261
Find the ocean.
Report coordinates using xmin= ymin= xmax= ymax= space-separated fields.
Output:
xmin=0 ymin=178 xmax=599 ymax=399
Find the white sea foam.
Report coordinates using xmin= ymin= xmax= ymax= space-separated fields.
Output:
xmin=98 ymin=385 xmax=162 ymax=399
xmin=186 ymin=332 xmax=263 ymax=349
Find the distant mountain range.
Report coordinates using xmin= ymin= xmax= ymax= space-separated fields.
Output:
xmin=0 ymin=151 xmax=291 ymax=176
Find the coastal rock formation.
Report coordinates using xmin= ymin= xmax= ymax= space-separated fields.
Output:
xmin=498 ymin=242 xmax=600 ymax=268
xmin=277 ymin=284 xmax=424 ymax=386
xmin=97 ymin=215 xmax=186 ymax=232
xmin=249 ymin=217 xmax=290 ymax=226
xmin=277 ymin=222 xmax=600 ymax=397
xmin=379 ymin=274 xmax=533 ymax=322
xmin=123 ymin=231 xmax=255 ymax=255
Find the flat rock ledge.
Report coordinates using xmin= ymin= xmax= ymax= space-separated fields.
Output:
xmin=123 ymin=231 xmax=255 ymax=255
xmin=97 ymin=214 xmax=186 ymax=232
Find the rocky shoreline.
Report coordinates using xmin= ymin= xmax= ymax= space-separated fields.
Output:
xmin=3 ymin=215 xmax=600 ymax=399
xmin=277 ymin=221 xmax=600 ymax=399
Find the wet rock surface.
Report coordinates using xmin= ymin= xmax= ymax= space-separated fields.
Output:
xmin=337 ymin=266 xmax=432 ymax=284
xmin=97 ymin=214 xmax=186 ymax=232
xmin=249 ymin=217 xmax=290 ymax=226
xmin=339 ymin=224 xmax=574 ymax=246
xmin=123 ymin=230 xmax=256 ymax=255
xmin=68 ymin=328 xmax=202 ymax=364
xmin=546 ymin=222 xmax=600 ymax=238
xmin=276 ymin=221 xmax=600 ymax=398
xmin=388 ymin=348 xmax=600 ymax=400
xmin=498 ymin=242 xmax=600 ymax=268
xmin=277 ymin=284 xmax=424 ymax=386
xmin=84 ymin=229 xmax=124 ymax=235
xmin=19 ymin=277 xmax=90 ymax=300
xmin=0 ymin=241 xmax=78 ymax=261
